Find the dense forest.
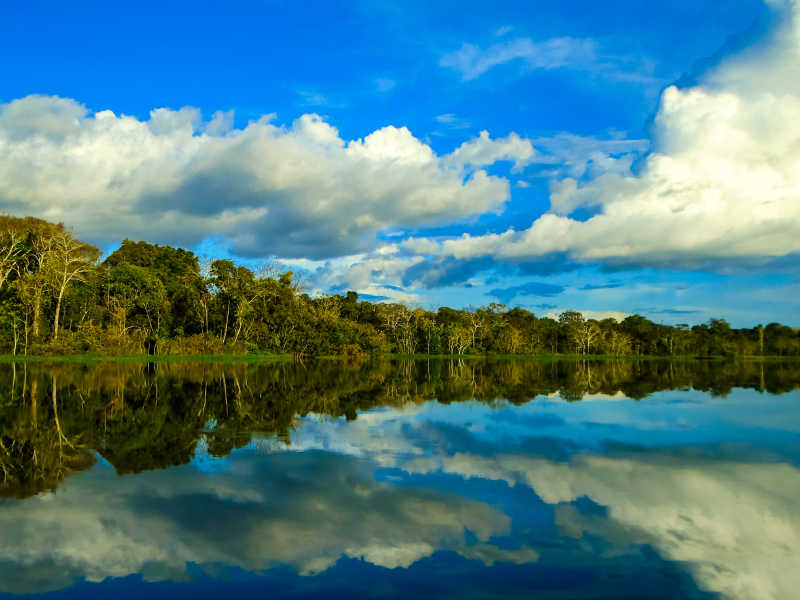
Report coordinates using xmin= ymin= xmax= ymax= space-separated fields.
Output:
xmin=3 ymin=358 xmax=799 ymax=498
xmin=0 ymin=215 xmax=798 ymax=357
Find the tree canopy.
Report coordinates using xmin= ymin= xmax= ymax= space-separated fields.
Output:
xmin=0 ymin=215 xmax=797 ymax=357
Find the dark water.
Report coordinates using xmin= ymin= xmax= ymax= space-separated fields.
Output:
xmin=1 ymin=359 xmax=799 ymax=599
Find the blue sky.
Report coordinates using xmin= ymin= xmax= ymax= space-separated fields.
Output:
xmin=1 ymin=0 xmax=798 ymax=326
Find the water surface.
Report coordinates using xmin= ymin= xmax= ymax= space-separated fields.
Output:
xmin=1 ymin=359 xmax=798 ymax=599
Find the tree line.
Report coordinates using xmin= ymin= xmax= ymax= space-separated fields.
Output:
xmin=1 ymin=215 xmax=798 ymax=357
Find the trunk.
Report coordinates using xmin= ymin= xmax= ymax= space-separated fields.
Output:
xmin=222 ymin=302 xmax=230 ymax=344
xmin=144 ymin=309 xmax=154 ymax=337
xmin=53 ymin=285 xmax=65 ymax=341
xmin=32 ymin=289 xmax=42 ymax=339
xmin=0 ymin=268 xmax=11 ymax=292
xmin=117 ymin=309 xmax=127 ymax=337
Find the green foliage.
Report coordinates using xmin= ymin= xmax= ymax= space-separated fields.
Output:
xmin=0 ymin=215 xmax=797 ymax=358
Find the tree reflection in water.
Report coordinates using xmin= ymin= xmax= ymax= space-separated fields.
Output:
xmin=1 ymin=358 xmax=798 ymax=498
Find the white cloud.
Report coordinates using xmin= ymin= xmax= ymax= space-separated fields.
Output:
xmin=434 ymin=113 xmax=471 ymax=129
xmin=440 ymin=37 xmax=596 ymax=80
xmin=0 ymin=96 xmax=510 ymax=259
xmin=203 ymin=109 xmax=235 ymax=136
xmin=444 ymin=129 xmax=536 ymax=171
xmin=400 ymin=236 xmax=441 ymax=255
xmin=530 ymin=132 xmax=649 ymax=179
xmin=306 ymin=251 xmax=424 ymax=303
xmin=297 ymin=90 xmax=329 ymax=106
xmin=0 ymin=93 xmax=88 ymax=140
xmin=427 ymin=2 xmax=800 ymax=270
xmin=439 ymin=35 xmax=660 ymax=89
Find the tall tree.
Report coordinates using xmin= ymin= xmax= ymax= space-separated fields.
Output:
xmin=0 ymin=229 xmax=25 ymax=292
xmin=42 ymin=230 xmax=99 ymax=341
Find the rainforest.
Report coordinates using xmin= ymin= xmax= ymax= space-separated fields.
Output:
xmin=1 ymin=215 xmax=797 ymax=359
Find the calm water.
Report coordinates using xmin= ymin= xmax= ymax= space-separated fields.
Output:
xmin=1 ymin=359 xmax=799 ymax=599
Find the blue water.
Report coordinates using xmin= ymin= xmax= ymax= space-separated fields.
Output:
xmin=1 ymin=363 xmax=798 ymax=599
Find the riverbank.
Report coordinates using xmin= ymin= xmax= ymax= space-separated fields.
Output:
xmin=1 ymin=352 xmax=798 ymax=364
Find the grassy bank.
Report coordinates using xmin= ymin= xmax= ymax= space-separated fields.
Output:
xmin=0 ymin=352 xmax=293 ymax=364
xmin=1 ymin=352 xmax=798 ymax=364
xmin=389 ymin=353 xmax=800 ymax=361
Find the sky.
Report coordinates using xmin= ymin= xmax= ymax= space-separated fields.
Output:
xmin=1 ymin=0 xmax=798 ymax=327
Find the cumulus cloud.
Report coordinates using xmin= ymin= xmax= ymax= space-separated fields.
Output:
xmin=444 ymin=130 xmax=536 ymax=171
xmin=0 ymin=96 xmax=510 ymax=259
xmin=5 ymin=1 xmax=797 ymax=296
xmin=426 ymin=1 xmax=800 ymax=271
xmin=304 ymin=250 xmax=424 ymax=302
xmin=203 ymin=109 xmax=235 ymax=136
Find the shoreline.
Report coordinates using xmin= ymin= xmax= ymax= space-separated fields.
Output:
xmin=1 ymin=353 xmax=798 ymax=364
